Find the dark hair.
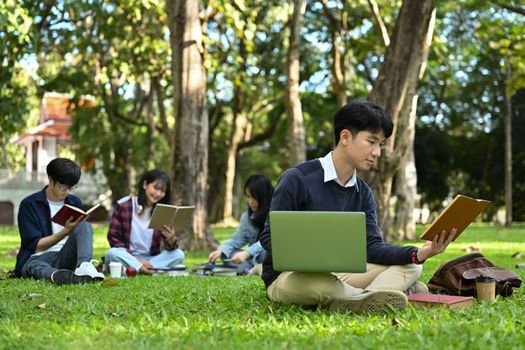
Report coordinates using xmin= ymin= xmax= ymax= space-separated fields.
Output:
xmin=46 ymin=158 xmax=81 ymax=186
xmin=244 ymin=174 xmax=274 ymax=231
xmin=333 ymin=101 xmax=394 ymax=145
xmin=137 ymin=169 xmax=171 ymax=210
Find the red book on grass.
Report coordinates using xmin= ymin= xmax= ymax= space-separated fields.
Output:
xmin=51 ymin=203 xmax=101 ymax=226
xmin=408 ymin=293 xmax=474 ymax=309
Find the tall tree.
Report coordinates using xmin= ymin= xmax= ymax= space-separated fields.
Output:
xmin=414 ymin=2 xmax=525 ymax=223
xmin=366 ymin=0 xmax=436 ymax=240
xmin=393 ymin=9 xmax=435 ymax=240
xmin=222 ymin=31 xmax=248 ymax=224
xmin=492 ymin=1 xmax=525 ymax=225
xmin=503 ymin=64 xmax=513 ymax=227
xmin=285 ymin=0 xmax=307 ymax=166
xmin=217 ymin=2 xmax=252 ymax=224
xmin=206 ymin=1 xmax=287 ymax=222
xmin=166 ymin=0 xmax=213 ymax=250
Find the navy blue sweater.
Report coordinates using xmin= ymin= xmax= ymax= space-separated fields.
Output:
xmin=260 ymin=159 xmax=417 ymax=288
xmin=14 ymin=187 xmax=82 ymax=277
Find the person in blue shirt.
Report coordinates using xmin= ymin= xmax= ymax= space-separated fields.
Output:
xmin=14 ymin=158 xmax=104 ymax=285
xmin=208 ymin=174 xmax=274 ymax=274
xmin=260 ymin=101 xmax=457 ymax=313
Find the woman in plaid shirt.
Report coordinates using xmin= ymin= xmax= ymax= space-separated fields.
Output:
xmin=105 ymin=169 xmax=185 ymax=275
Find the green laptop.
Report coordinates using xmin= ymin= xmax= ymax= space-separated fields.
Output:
xmin=270 ymin=211 xmax=367 ymax=273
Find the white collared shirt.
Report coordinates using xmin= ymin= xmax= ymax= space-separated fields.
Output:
xmin=319 ymin=152 xmax=358 ymax=189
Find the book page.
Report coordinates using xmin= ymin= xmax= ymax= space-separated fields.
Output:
xmin=420 ymin=195 xmax=491 ymax=242
xmin=85 ymin=203 xmax=101 ymax=215
xmin=148 ymin=204 xmax=177 ymax=230
xmin=172 ymin=206 xmax=195 ymax=230
xmin=65 ymin=204 xmax=86 ymax=214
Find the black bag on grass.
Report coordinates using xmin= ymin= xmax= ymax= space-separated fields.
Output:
xmin=427 ymin=253 xmax=522 ymax=297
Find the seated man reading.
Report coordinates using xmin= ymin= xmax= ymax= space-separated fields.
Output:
xmin=259 ymin=101 xmax=456 ymax=313
xmin=14 ymin=158 xmax=104 ymax=285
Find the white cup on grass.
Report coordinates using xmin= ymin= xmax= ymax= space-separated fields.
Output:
xmin=109 ymin=262 xmax=123 ymax=278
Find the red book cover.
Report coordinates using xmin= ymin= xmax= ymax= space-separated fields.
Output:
xmin=408 ymin=293 xmax=474 ymax=309
xmin=51 ymin=203 xmax=100 ymax=226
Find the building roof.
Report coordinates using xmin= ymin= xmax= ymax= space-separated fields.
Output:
xmin=13 ymin=119 xmax=72 ymax=144
xmin=40 ymin=92 xmax=73 ymax=123
xmin=13 ymin=92 xmax=94 ymax=145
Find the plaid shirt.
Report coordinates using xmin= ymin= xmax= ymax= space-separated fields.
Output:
xmin=107 ymin=197 xmax=178 ymax=255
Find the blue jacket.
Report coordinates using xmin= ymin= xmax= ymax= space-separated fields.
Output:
xmin=14 ymin=187 xmax=82 ymax=277
xmin=219 ymin=209 xmax=265 ymax=262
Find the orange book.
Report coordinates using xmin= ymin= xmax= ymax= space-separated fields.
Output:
xmin=408 ymin=293 xmax=474 ymax=309
xmin=420 ymin=195 xmax=491 ymax=242
xmin=51 ymin=203 xmax=101 ymax=226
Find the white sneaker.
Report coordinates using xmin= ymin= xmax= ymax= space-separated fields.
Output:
xmin=75 ymin=262 xmax=105 ymax=281
xmin=405 ymin=281 xmax=429 ymax=295
xmin=247 ymin=264 xmax=263 ymax=276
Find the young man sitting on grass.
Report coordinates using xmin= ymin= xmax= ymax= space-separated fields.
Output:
xmin=260 ymin=101 xmax=457 ymax=313
xmin=14 ymin=158 xmax=104 ymax=285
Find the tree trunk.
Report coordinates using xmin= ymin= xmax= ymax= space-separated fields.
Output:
xmin=285 ymin=0 xmax=307 ymax=166
xmin=393 ymin=94 xmax=418 ymax=240
xmin=367 ymin=0 xmax=390 ymax=47
xmin=101 ymin=93 xmax=132 ymax=205
xmin=504 ymin=63 xmax=513 ymax=227
xmin=222 ymin=30 xmax=249 ymax=224
xmin=103 ymin=145 xmax=131 ymax=205
xmin=366 ymin=0 xmax=436 ymax=241
xmin=222 ymin=31 xmax=249 ymax=223
xmin=166 ymin=0 xmax=213 ymax=251
xmin=392 ymin=8 xmax=435 ymax=241
xmin=222 ymin=128 xmax=241 ymax=222
xmin=1 ymin=141 xmax=7 ymax=168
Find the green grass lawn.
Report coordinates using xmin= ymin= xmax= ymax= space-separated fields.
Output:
xmin=1 ymin=223 xmax=525 ymax=349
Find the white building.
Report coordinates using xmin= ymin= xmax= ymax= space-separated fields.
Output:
xmin=0 ymin=92 xmax=107 ymax=225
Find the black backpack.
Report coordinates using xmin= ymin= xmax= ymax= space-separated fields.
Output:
xmin=427 ymin=253 xmax=522 ymax=297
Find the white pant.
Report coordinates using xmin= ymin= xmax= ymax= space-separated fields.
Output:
xmin=104 ymin=247 xmax=185 ymax=271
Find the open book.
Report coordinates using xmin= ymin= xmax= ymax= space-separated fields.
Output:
xmin=51 ymin=203 xmax=101 ymax=226
xmin=420 ymin=195 xmax=491 ymax=242
xmin=408 ymin=293 xmax=474 ymax=309
xmin=148 ymin=204 xmax=195 ymax=230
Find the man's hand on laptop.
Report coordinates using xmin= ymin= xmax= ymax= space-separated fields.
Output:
xmin=417 ymin=228 xmax=457 ymax=262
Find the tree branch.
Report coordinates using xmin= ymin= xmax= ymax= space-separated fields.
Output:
xmin=367 ymin=0 xmax=390 ymax=47
xmin=320 ymin=0 xmax=337 ymax=26
xmin=101 ymin=78 xmax=148 ymax=128
xmin=152 ymin=77 xmax=171 ymax=144
xmin=238 ymin=106 xmax=284 ymax=149
xmin=494 ymin=1 xmax=525 ymax=15
xmin=209 ymin=104 xmax=225 ymax=135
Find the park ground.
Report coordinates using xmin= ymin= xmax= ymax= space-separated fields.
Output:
xmin=1 ymin=223 xmax=525 ymax=349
